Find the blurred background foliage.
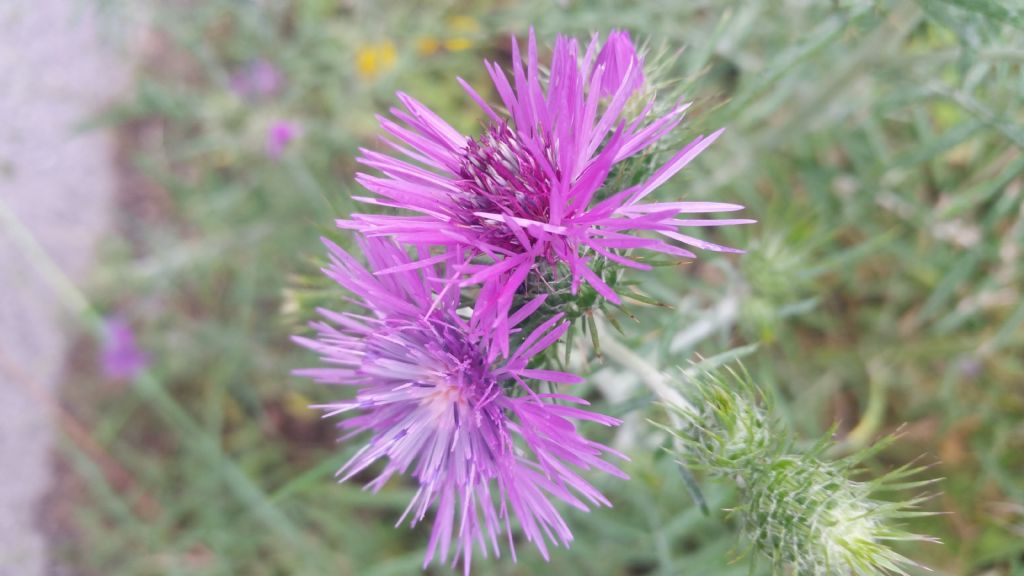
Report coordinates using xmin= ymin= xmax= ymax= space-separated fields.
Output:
xmin=63 ymin=0 xmax=1023 ymax=573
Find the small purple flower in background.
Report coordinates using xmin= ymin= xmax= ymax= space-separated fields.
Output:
xmin=266 ymin=120 xmax=300 ymax=159
xmin=342 ymin=29 xmax=752 ymax=342
xmin=293 ymin=237 xmax=625 ymax=574
xmin=230 ymin=58 xmax=283 ymax=100
xmin=101 ymin=315 xmax=147 ymax=381
xmin=593 ymin=29 xmax=645 ymax=98
xmin=956 ymin=355 xmax=983 ymax=380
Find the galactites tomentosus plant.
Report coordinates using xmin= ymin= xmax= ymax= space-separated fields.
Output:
xmin=657 ymin=367 xmax=938 ymax=576
xmin=289 ymin=26 xmax=948 ymax=576
xmin=293 ymin=29 xmax=750 ymax=575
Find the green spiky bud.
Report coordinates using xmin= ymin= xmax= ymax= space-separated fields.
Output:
xmin=658 ymin=367 xmax=937 ymax=575
xmin=741 ymin=234 xmax=809 ymax=301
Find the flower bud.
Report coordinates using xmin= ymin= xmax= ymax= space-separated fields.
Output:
xmin=660 ymin=368 xmax=936 ymax=575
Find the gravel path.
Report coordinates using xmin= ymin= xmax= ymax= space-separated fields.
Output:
xmin=0 ymin=2 xmax=131 ymax=574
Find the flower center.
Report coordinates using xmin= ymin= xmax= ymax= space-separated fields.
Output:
xmin=454 ymin=123 xmax=557 ymax=251
xmin=361 ymin=319 xmax=499 ymax=415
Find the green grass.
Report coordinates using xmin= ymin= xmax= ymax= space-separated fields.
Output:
xmin=54 ymin=0 xmax=1024 ymax=574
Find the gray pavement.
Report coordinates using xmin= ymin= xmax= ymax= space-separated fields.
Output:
xmin=0 ymin=2 xmax=131 ymax=574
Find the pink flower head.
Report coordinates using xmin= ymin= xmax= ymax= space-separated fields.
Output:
xmin=266 ymin=120 xmax=299 ymax=159
xmin=594 ymin=29 xmax=645 ymax=98
xmin=230 ymin=58 xmax=284 ymax=100
xmin=293 ymin=237 xmax=626 ymax=574
xmin=101 ymin=315 xmax=147 ymax=381
xmin=341 ymin=30 xmax=751 ymax=345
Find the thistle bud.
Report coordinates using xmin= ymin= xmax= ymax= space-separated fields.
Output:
xmin=660 ymin=368 xmax=937 ymax=575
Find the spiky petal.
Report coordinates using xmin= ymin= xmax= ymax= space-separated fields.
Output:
xmin=593 ymin=29 xmax=645 ymax=98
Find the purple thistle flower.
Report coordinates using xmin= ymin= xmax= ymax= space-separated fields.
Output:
xmin=230 ymin=58 xmax=284 ymax=100
xmin=293 ymin=237 xmax=626 ymax=573
xmin=266 ymin=120 xmax=300 ymax=159
xmin=101 ymin=315 xmax=147 ymax=381
xmin=341 ymin=30 xmax=752 ymax=342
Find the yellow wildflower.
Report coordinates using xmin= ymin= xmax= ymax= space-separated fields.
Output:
xmin=417 ymin=36 xmax=441 ymax=56
xmin=355 ymin=41 xmax=397 ymax=79
xmin=444 ymin=37 xmax=474 ymax=52
xmin=443 ymin=15 xmax=479 ymax=52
